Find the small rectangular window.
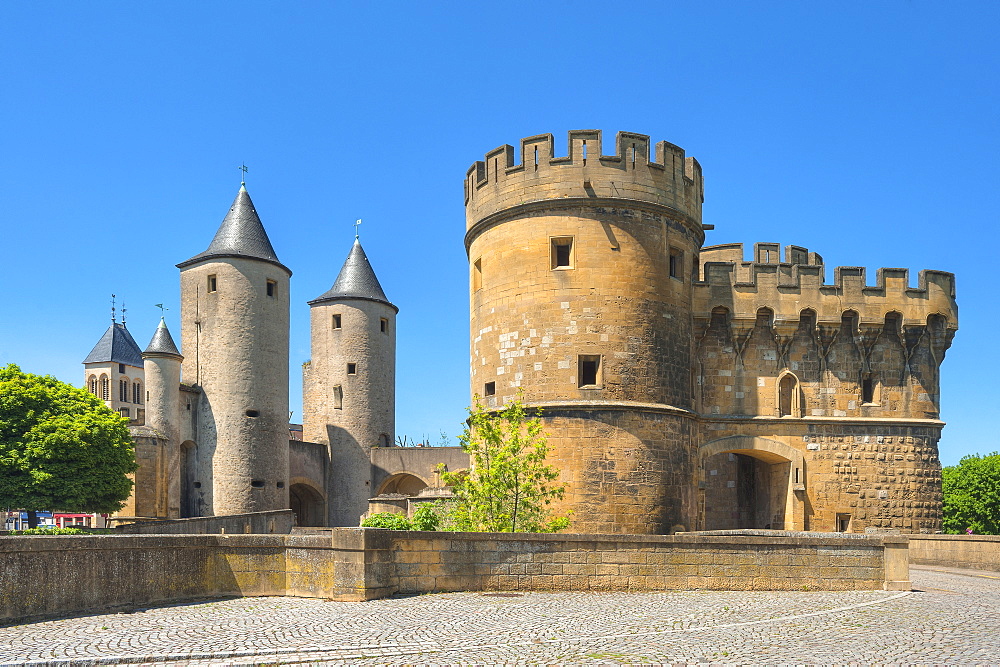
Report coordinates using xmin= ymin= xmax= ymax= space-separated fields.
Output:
xmin=669 ymin=247 xmax=683 ymax=279
xmin=837 ymin=513 xmax=852 ymax=533
xmin=380 ymin=317 xmax=388 ymax=333
xmin=473 ymin=258 xmax=483 ymax=292
xmin=333 ymin=385 xmax=343 ymax=409
xmin=208 ymin=275 xmax=217 ymax=293
xmin=332 ymin=314 xmax=342 ymax=329
xmin=266 ymin=280 xmax=276 ymax=297
xmin=579 ymin=355 xmax=601 ymax=387
xmin=484 ymin=381 xmax=496 ymax=396
xmin=118 ymin=363 xmax=125 ymax=374
xmin=347 ymin=363 xmax=357 ymax=375
xmin=551 ymin=237 xmax=574 ymax=269
xmin=120 ymin=407 xmax=130 ymax=418
xmin=862 ymin=374 xmax=876 ymax=404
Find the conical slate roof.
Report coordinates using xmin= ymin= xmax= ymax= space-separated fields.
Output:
xmin=176 ymin=185 xmax=291 ymax=274
xmin=309 ymin=239 xmax=397 ymax=310
xmin=143 ymin=319 xmax=182 ymax=358
xmin=83 ymin=322 xmax=144 ymax=367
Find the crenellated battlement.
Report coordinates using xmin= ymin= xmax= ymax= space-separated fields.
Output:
xmin=465 ymin=130 xmax=704 ymax=233
xmin=694 ymin=242 xmax=958 ymax=328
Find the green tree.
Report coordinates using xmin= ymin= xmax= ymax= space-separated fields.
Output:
xmin=441 ymin=394 xmax=568 ymax=532
xmin=0 ymin=364 xmax=136 ymax=527
xmin=942 ymin=452 xmax=1000 ymax=535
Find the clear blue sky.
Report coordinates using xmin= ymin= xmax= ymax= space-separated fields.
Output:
xmin=1 ymin=2 xmax=996 ymax=465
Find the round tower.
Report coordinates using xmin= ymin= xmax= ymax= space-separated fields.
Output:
xmin=465 ymin=130 xmax=705 ymax=534
xmin=303 ymin=239 xmax=397 ymax=527
xmin=142 ymin=318 xmax=183 ymax=517
xmin=176 ymin=184 xmax=291 ymax=515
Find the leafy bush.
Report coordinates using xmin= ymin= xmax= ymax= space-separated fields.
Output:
xmin=360 ymin=512 xmax=413 ymax=530
xmin=410 ymin=503 xmax=440 ymax=531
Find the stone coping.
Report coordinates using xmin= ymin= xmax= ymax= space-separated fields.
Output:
xmin=906 ymin=533 xmax=1000 ymax=542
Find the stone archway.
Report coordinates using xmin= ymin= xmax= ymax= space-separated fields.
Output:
xmin=375 ymin=472 xmax=429 ymax=497
xmin=289 ymin=482 xmax=326 ymax=527
xmin=698 ymin=436 xmax=805 ymax=531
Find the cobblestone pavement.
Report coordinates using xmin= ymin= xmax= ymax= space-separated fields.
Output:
xmin=1 ymin=566 xmax=998 ymax=665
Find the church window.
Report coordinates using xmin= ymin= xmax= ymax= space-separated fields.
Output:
xmin=266 ymin=280 xmax=276 ymax=297
xmin=100 ymin=376 xmax=110 ymax=400
xmin=484 ymin=381 xmax=496 ymax=397
xmin=333 ymin=385 xmax=343 ymax=409
xmin=207 ymin=275 xmax=217 ymax=293
xmin=347 ymin=363 xmax=357 ymax=375
xmin=133 ymin=382 xmax=142 ymax=404
xmin=473 ymin=258 xmax=482 ymax=291
xmin=88 ymin=376 xmax=97 ymax=396
xmin=578 ymin=355 xmax=602 ymax=388
xmin=551 ymin=237 xmax=574 ymax=269
xmin=380 ymin=318 xmax=388 ymax=334
xmin=669 ymin=247 xmax=683 ymax=279
xmin=119 ymin=379 xmax=129 ymax=402
xmin=332 ymin=314 xmax=342 ymax=329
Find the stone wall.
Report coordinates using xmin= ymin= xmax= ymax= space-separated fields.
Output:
xmin=115 ymin=510 xmax=295 ymax=534
xmin=378 ymin=531 xmax=908 ymax=594
xmin=0 ymin=529 xmax=909 ymax=624
xmin=907 ymin=534 xmax=1000 ymax=572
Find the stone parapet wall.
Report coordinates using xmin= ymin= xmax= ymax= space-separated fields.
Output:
xmin=115 ymin=509 xmax=295 ymax=534
xmin=378 ymin=531 xmax=908 ymax=594
xmin=0 ymin=529 xmax=908 ymax=624
xmin=907 ymin=534 xmax=1000 ymax=572
xmin=0 ymin=534 xmax=288 ymax=623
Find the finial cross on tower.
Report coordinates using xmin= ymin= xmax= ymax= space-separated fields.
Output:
xmin=111 ymin=294 xmax=116 ymax=324
xmin=354 ymin=218 xmax=362 ymax=239
xmin=239 ymin=163 xmax=248 ymax=185
xmin=121 ymin=302 xmax=127 ymax=325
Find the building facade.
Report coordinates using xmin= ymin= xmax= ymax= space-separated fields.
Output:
xmin=465 ymin=130 xmax=957 ymax=535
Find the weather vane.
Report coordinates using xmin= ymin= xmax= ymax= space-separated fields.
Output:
xmin=239 ymin=163 xmax=248 ymax=185
xmin=111 ymin=294 xmax=116 ymax=324
xmin=154 ymin=303 xmax=169 ymax=318
xmin=355 ymin=218 xmax=362 ymax=239
xmin=121 ymin=302 xmax=127 ymax=325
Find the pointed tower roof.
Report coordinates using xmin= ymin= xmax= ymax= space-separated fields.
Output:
xmin=176 ymin=185 xmax=291 ymax=274
xmin=143 ymin=319 xmax=183 ymax=359
xmin=83 ymin=322 xmax=145 ymax=367
xmin=308 ymin=239 xmax=397 ymax=311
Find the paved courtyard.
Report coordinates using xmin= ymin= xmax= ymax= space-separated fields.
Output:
xmin=1 ymin=566 xmax=998 ymax=665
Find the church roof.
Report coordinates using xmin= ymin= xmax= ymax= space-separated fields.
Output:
xmin=83 ymin=322 xmax=144 ymax=367
xmin=176 ymin=185 xmax=291 ymax=274
xmin=143 ymin=319 xmax=182 ymax=358
xmin=308 ymin=239 xmax=397 ymax=310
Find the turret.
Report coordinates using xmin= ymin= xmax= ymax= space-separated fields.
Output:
xmin=142 ymin=318 xmax=183 ymax=517
xmin=303 ymin=238 xmax=397 ymax=526
xmin=176 ymin=184 xmax=291 ymax=516
xmin=464 ymin=130 xmax=705 ymax=534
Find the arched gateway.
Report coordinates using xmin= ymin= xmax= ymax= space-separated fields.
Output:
xmin=698 ymin=435 xmax=806 ymax=531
